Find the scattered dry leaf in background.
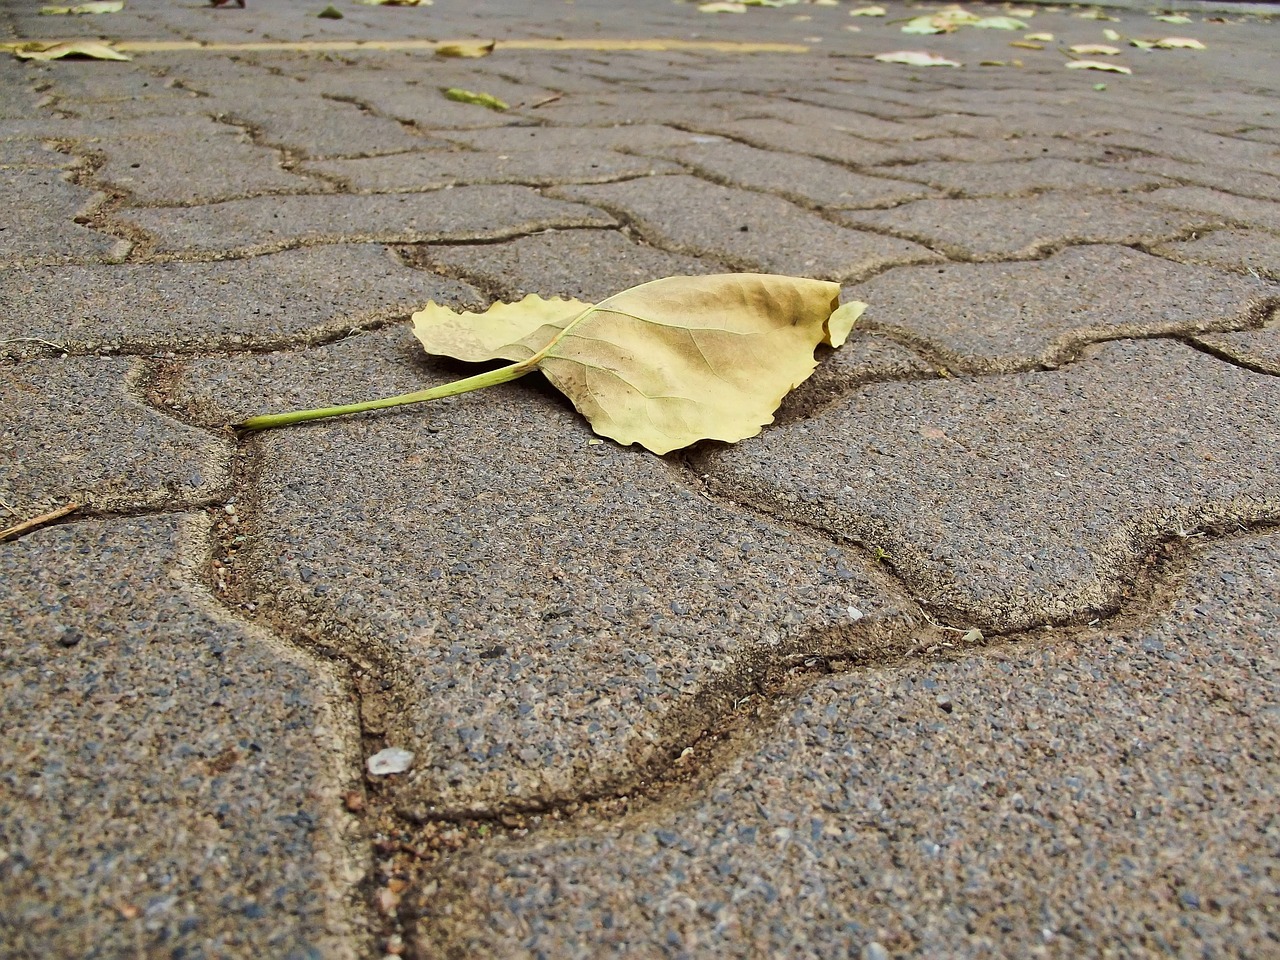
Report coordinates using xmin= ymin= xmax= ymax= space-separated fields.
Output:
xmin=436 ymin=39 xmax=496 ymax=58
xmin=698 ymin=1 xmax=746 ymax=11
xmin=241 ymin=274 xmax=866 ymax=455
xmin=973 ymin=16 xmax=1027 ymax=30
xmin=1153 ymin=37 xmax=1206 ymax=49
xmin=14 ymin=40 xmax=130 ymax=60
xmin=1155 ymin=14 xmax=1193 ymax=24
xmin=1024 ymin=32 xmax=1053 ymax=41
xmin=40 ymin=1 xmax=123 ymax=13
xmin=1103 ymin=28 xmax=1122 ymax=40
xmin=443 ymin=87 xmax=508 ymax=110
xmin=1070 ymin=43 xmax=1120 ymax=55
xmin=848 ymin=4 xmax=886 ymax=14
xmin=1076 ymin=8 xmax=1118 ymax=20
xmin=1009 ymin=40 xmax=1044 ymax=49
xmin=317 ymin=5 xmax=343 ymax=18
xmin=875 ymin=50 xmax=962 ymax=66
xmin=1066 ymin=59 xmax=1132 ymax=74
xmin=358 ymin=0 xmax=430 ymax=5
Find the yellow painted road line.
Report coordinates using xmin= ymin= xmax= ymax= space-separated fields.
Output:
xmin=3 ymin=37 xmax=809 ymax=54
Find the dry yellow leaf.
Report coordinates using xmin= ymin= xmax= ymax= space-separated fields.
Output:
xmin=1023 ymin=32 xmax=1053 ymax=41
xmin=1066 ymin=59 xmax=1132 ymax=74
xmin=13 ymin=40 xmax=130 ymax=60
xmin=698 ymin=1 xmax=747 ymax=11
xmin=40 ymin=1 xmax=123 ymax=13
xmin=875 ymin=50 xmax=962 ymax=67
xmin=1009 ymin=40 xmax=1044 ymax=49
xmin=848 ymin=4 xmax=886 ymax=14
xmin=1154 ymin=36 xmax=1206 ymax=49
xmin=1070 ymin=43 xmax=1120 ymax=55
xmin=435 ymin=39 xmax=496 ymax=58
xmin=242 ymin=275 xmax=865 ymax=454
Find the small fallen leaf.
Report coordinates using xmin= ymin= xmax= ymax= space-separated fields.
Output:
xmin=209 ymin=0 xmax=245 ymax=6
xmin=317 ymin=4 xmax=343 ymax=17
xmin=40 ymin=1 xmax=123 ymax=13
xmin=875 ymin=50 xmax=962 ymax=67
xmin=1129 ymin=38 xmax=1156 ymax=49
xmin=436 ymin=39 xmax=496 ymax=58
xmin=443 ymin=87 xmax=508 ymax=110
xmin=973 ymin=16 xmax=1027 ymax=29
xmin=367 ymin=747 xmax=414 ymax=776
xmin=1009 ymin=40 xmax=1044 ymax=49
xmin=1102 ymin=28 xmax=1122 ymax=40
xmin=1076 ymin=8 xmax=1118 ymax=20
xmin=1070 ymin=43 xmax=1120 ymax=54
xmin=698 ymin=1 xmax=746 ymax=11
xmin=1023 ymin=32 xmax=1053 ymax=41
xmin=1154 ymin=14 xmax=1192 ymax=23
xmin=358 ymin=0 xmax=430 ymax=5
xmin=241 ymin=274 xmax=867 ymax=455
xmin=1066 ymin=59 xmax=1131 ymax=74
xmin=1154 ymin=36 xmax=1206 ymax=49
xmin=979 ymin=60 xmax=1009 ymax=66
xmin=14 ymin=40 xmax=130 ymax=60
xmin=1093 ymin=82 xmax=1107 ymax=90
xmin=848 ymin=4 xmax=886 ymax=14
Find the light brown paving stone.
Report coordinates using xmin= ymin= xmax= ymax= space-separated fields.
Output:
xmin=87 ymin=116 xmax=316 ymax=205
xmin=0 ymin=359 xmax=230 ymax=526
xmin=553 ymin=176 xmax=938 ymax=281
xmin=0 ymin=245 xmax=479 ymax=359
xmin=411 ymin=530 xmax=1280 ymax=960
xmin=1192 ymin=317 xmax=1280 ymax=375
xmin=1115 ymin=155 xmax=1280 ymax=202
xmin=118 ymin=186 xmax=615 ymax=256
xmin=0 ymin=516 xmax=364 ymax=959
xmin=1151 ymin=228 xmax=1280 ymax=281
xmin=299 ymin=148 xmax=678 ymax=193
xmin=173 ymin=328 xmax=919 ymax=813
xmin=695 ymin=340 xmax=1280 ymax=629
xmin=0 ymin=169 xmax=128 ymax=266
xmin=835 ymin=193 xmax=1215 ymax=261
xmin=1137 ymin=186 xmax=1280 ymax=234
xmin=879 ymin=157 xmax=1166 ymax=199
xmin=845 ymin=246 xmax=1277 ymax=373
xmin=419 ymin=229 xmax=725 ymax=302
xmin=642 ymin=140 xmax=936 ymax=210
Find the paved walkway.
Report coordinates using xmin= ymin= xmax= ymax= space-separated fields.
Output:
xmin=2 ymin=1 xmax=1278 ymax=957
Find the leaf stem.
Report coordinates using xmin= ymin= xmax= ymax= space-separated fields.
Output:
xmin=238 ymin=358 xmax=535 ymax=431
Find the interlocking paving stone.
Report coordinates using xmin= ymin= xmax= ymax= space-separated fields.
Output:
xmin=680 ymin=117 xmax=912 ymax=168
xmin=1152 ymin=228 xmax=1280 ymax=281
xmin=878 ymin=157 xmax=1165 ymax=198
xmin=299 ymin=148 xmax=678 ymax=192
xmin=1080 ymin=127 xmax=1280 ymax=179
xmin=420 ymin=229 xmax=724 ymax=302
xmin=777 ymin=331 xmax=937 ymax=424
xmin=1193 ymin=321 xmax=1280 ymax=375
xmin=434 ymin=123 xmax=711 ymax=154
xmin=1138 ymin=185 xmax=1280 ymax=234
xmin=0 ymin=359 xmax=230 ymax=525
xmin=836 ymin=193 xmax=1214 ymax=260
xmin=1116 ymin=155 xmax=1280 ymax=202
xmin=642 ymin=139 xmax=936 ymax=210
xmin=174 ymin=328 xmax=918 ymax=812
xmin=87 ymin=116 xmax=319 ymax=204
xmin=0 ymin=169 xmax=127 ymax=265
xmin=206 ymin=97 xmax=428 ymax=160
xmin=412 ymin=531 xmax=1280 ymax=959
xmin=886 ymin=135 xmax=1140 ymax=165
xmin=845 ymin=246 xmax=1277 ymax=373
xmin=695 ymin=340 xmax=1280 ymax=629
xmin=0 ymin=245 xmax=478 ymax=359
xmin=0 ymin=516 xmax=362 ymax=959
xmin=118 ymin=185 xmax=615 ymax=255
xmin=0 ymin=139 xmax=72 ymax=169
xmin=554 ymin=176 xmax=938 ymax=281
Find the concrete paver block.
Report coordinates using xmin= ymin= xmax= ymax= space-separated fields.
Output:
xmin=881 ymin=157 xmax=1165 ymax=198
xmin=412 ymin=530 xmax=1280 ymax=959
xmin=0 ymin=169 xmax=127 ymax=265
xmin=1152 ymin=228 xmax=1280 ymax=281
xmin=0 ymin=244 xmax=479 ymax=359
xmin=837 ymin=192 xmax=1216 ymax=260
xmin=0 ymin=359 xmax=230 ymax=525
xmin=846 ymin=245 xmax=1276 ymax=372
xmin=696 ymin=340 xmax=1280 ymax=629
xmin=555 ymin=175 xmax=938 ymax=281
xmin=173 ymin=329 xmax=919 ymax=813
xmin=0 ymin=516 xmax=363 ymax=959
xmin=118 ymin=185 xmax=616 ymax=255
xmin=1193 ymin=321 xmax=1280 ymax=375
xmin=1138 ymin=185 xmax=1280 ymax=234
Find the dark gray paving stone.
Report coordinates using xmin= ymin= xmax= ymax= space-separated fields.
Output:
xmin=695 ymin=340 xmax=1280 ymax=629
xmin=206 ymin=96 xmax=428 ymax=160
xmin=0 ymin=169 xmax=127 ymax=265
xmin=1138 ymin=185 xmax=1280 ymax=234
xmin=0 ymin=139 xmax=72 ymax=169
xmin=644 ymin=139 xmax=936 ymax=210
xmin=1080 ymin=127 xmax=1280 ymax=179
xmin=836 ymin=193 xmax=1215 ymax=260
xmin=87 ymin=115 xmax=318 ymax=204
xmin=0 ymin=359 xmax=230 ymax=525
xmin=419 ymin=229 xmax=725 ymax=302
xmin=1116 ymin=155 xmax=1280 ymax=202
xmin=413 ymin=530 xmax=1280 ymax=960
xmin=173 ymin=328 xmax=919 ymax=813
xmin=0 ymin=245 xmax=479 ymax=359
xmin=753 ymin=100 xmax=923 ymax=142
xmin=118 ymin=186 xmax=615 ymax=256
xmin=0 ymin=516 xmax=363 ymax=959
xmin=300 ymin=148 xmax=678 ymax=192
xmin=1152 ymin=228 xmax=1280 ymax=280
xmin=682 ymin=117 xmax=914 ymax=169
xmin=510 ymin=89 xmax=775 ymax=131
xmin=554 ymin=176 xmax=938 ymax=281
xmin=435 ymin=123 xmax=710 ymax=154
xmin=846 ymin=245 xmax=1276 ymax=373
xmin=883 ymin=135 xmax=1131 ymax=165
xmin=879 ymin=157 xmax=1165 ymax=198
xmin=1193 ymin=319 xmax=1280 ymax=375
